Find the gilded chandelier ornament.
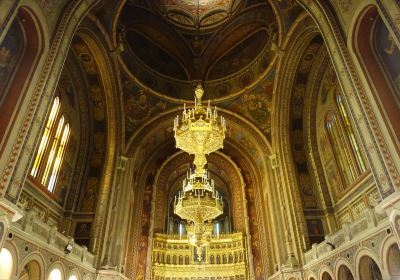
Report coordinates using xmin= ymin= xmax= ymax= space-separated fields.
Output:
xmin=173 ymin=84 xmax=226 ymax=176
xmin=174 ymin=168 xmax=224 ymax=261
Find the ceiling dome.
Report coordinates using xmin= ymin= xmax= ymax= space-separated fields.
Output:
xmin=154 ymin=0 xmax=239 ymax=31
xmin=118 ymin=0 xmax=278 ymax=101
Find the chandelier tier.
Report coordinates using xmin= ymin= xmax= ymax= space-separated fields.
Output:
xmin=174 ymin=169 xmax=223 ymax=223
xmin=174 ymin=168 xmax=224 ymax=261
xmin=173 ymin=84 xmax=226 ymax=177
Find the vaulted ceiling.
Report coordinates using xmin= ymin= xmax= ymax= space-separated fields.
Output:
xmin=117 ymin=0 xmax=277 ymax=100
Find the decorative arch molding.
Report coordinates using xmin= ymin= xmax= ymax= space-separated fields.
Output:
xmin=380 ymin=234 xmax=398 ymax=273
xmin=47 ymin=261 xmax=66 ymax=280
xmin=146 ymin=150 xmax=252 ymax=276
xmin=305 ymin=271 xmax=317 ymax=280
xmin=123 ymin=106 xmax=277 ymax=278
xmin=354 ymin=247 xmax=387 ymax=279
xmin=352 ymin=4 xmax=400 ymax=147
xmin=71 ymin=26 xmax=120 ymax=262
xmin=272 ymin=11 xmax=321 ymax=262
xmin=335 ymin=258 xmax=355 ymax=280
xmin=0 ymin=4 xmax=46 ymax=186
xmin=0 ymin=0 xmax=101 ymax=200
xmin=295 ymin=0 xmax=400 ymax=198
xmin=66 ymin=269 xmax=81 ymax=280
xmin=125 ymin=107 xmax=272 ymax=179
xmin=152 ymin=150 xmax=247 ymax=234
xmin=18 ymin=251 xmax=46 ymax=280
xmin=2 ymin=240 xmax=19 ymax=279
xmin=318 ymin=266 xmax=334 ymax=280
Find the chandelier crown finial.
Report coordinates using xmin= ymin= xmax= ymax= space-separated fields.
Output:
xmin=195 ymin=84 xmax=204 ymax=105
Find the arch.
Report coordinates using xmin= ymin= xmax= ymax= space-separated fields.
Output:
xmin=334 ymin=258 xmax=356 ymax=280
xmin=386 ymin=243 xmax=400 ymax=276
xmin=66 ymin=269 xmax=80 ymax=280
xmin=48 ymin=268 xmax=63 ymax=280
xmin=337 ymin=264 xmax=355 ymax=280
xmin=1 ymin=241 xmax=18 ymax=279
xmin=273 ymin=10 xmax=327 ymax=257
xmin=353 ymin=4 xmax=400 ymax=147
xmin=18 ymin=252 xmax=45 ymax=280
xmin=68 ymin=275 xmax=78 ymax=280
xmin=319 ymin=266 xmax=334 ymax=280
xmin=358 ymin=255 xmax=383 ymax=280
xmin=71 ymin=25 xmax=120 ymax=253
xmin=0 ymin=5 xmax=44 ymax=146
xmin=0 ymin=248 xmax=13 ymax=279
xmin=321 ymin=271 xmax=333 ymax=280
xmin=125 ymin=106 xmax=274 ymax=278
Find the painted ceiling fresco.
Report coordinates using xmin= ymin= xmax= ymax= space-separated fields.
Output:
xmin=96 ymin=0 xmax=303 ymax=142
xmin=155 ymin=0 xmax=237 ymax=30
xmin=118 ymin=0 xmax=277 ymax=100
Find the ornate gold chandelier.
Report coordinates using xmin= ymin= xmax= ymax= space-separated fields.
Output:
xmin=173 ymin=84 xmax=226 ymax=261
xmin=174 ymin=168 xmax=223 ymax=261
xmin=173 ymin=84 xmax=226 ymax=177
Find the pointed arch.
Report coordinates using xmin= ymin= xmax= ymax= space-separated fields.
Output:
xmin=0 ymin=6 xmax=44 ymax=149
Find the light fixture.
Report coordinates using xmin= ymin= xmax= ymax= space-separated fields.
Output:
xmin=64 ymin=243 xmax=73 ymax=254
xmin=174 ymin=168 xmax=223 ymax=261
xmin=173 ymin=84 xmax=226 ymax=261
xmin=173 ymin=84 xmax=226 ymax=177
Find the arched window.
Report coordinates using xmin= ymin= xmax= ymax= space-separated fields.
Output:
xmin=336 ymin=95 xmax=366 ymax=173
xmin=326 ymin=109 xmax=364 ymax=189
xmin=0 ymin=248 xmax=13 ymax=280
xmin=30 ymin=97 xmax=71 ymax=192
xmin=48 ymin=268 xmax=62 ymax=280
xmin=68 ymin=275 xmax=78 ymax=280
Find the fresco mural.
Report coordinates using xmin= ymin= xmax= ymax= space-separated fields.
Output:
xmin=374 ymin=17 xmax=400 ymax=96
xmin=207 ymin=30 xmax=269 ymax=79
xmin=290 ymin=36 xmax=323 ymax=209
xmin=118 ymin=1 xmax=277 ymax=100
xmin=223 ymin=71 xmax=273 ymax=136
xmin=0 ymin=19 xmax=24 ymax=106
xmin=123 ymin=74 xmax=173 ymax=141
